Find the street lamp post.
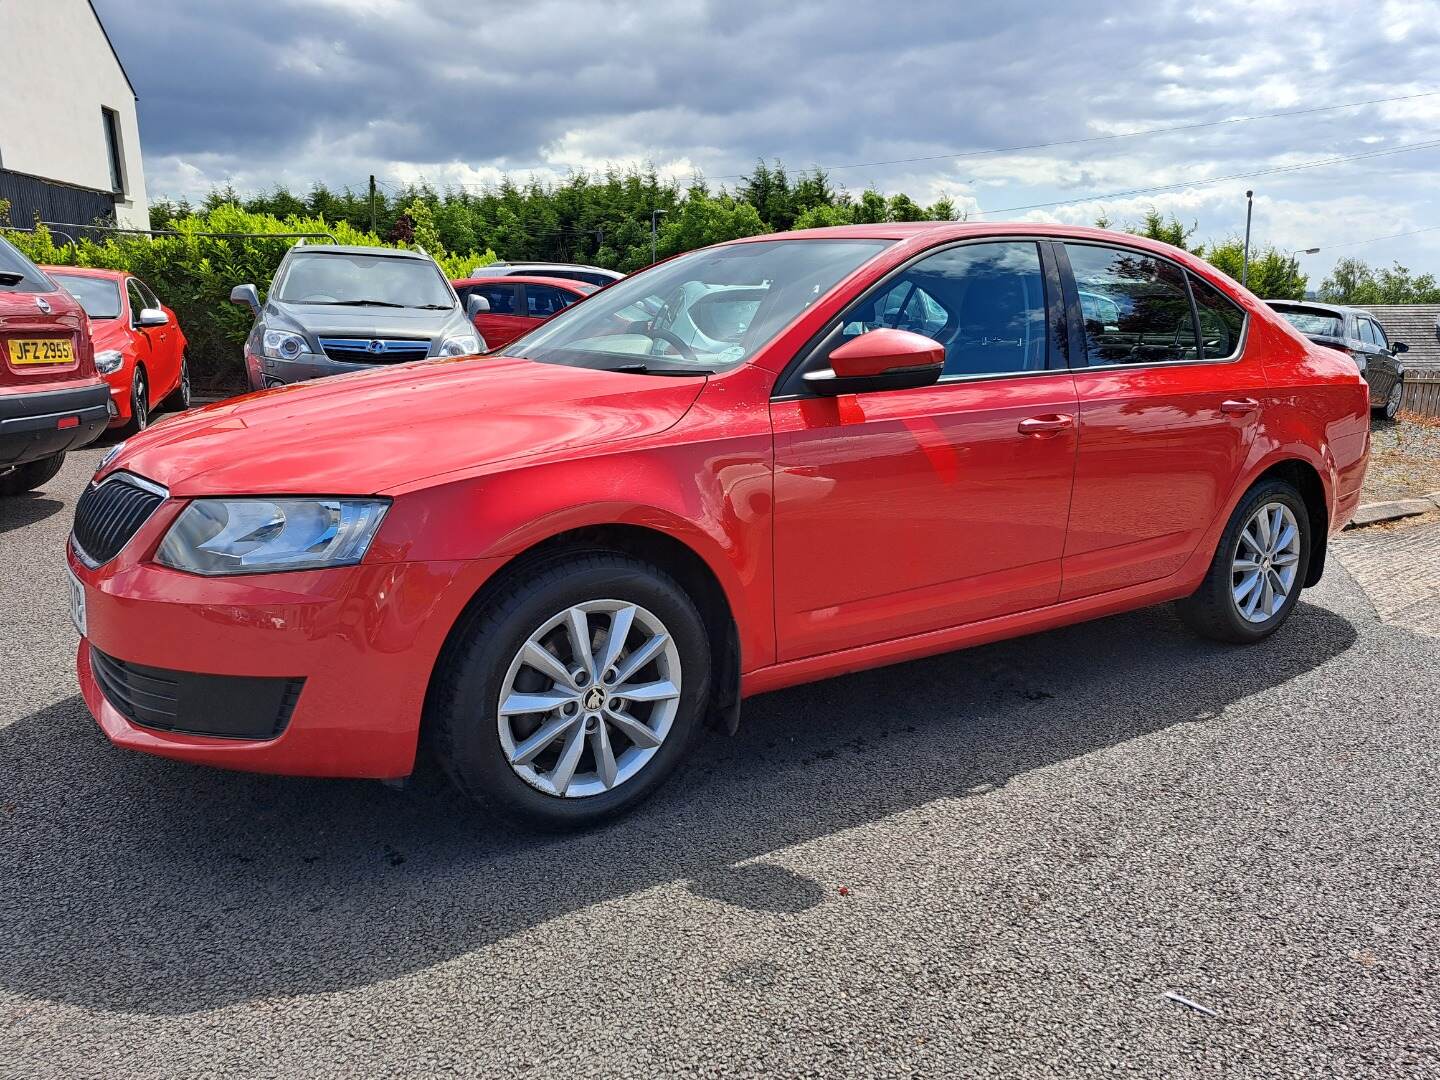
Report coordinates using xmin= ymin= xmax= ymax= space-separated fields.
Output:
xmin=1241 ymin=190 xmax=1254 ymax=289
xmin=1287 ymin=247 xmax=1320 ymax=297
xmin=650 ymin=209 xmax=668 ymax=265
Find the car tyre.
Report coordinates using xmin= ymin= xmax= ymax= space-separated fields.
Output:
xmin=124 ymin=367 xmax=149 ymax=434
xmin=169 ymin=356 xmax=192 ymax=412
xmin=0 ymin=453 xmax=65 ymax=496
xmin=427 ymin=552 xmax=711 ymax=829
xmin=1383 ymin=379 xmax=1403 ymax=421
xmin=1176 ymin=479 xmax=1311 ymax=644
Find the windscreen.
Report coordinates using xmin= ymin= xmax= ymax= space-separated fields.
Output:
xmin=0 ymin=236 xmax=57 ymax=293
xmin=1273 ymin=307 xmax=1345 ymax=338
xmin=51 ymin=273 xmax=123 ymax=318
xmin=505 ymin=239 xmax=892 ymax=372
xmin=275 ymin=252 xmax=454 ymax=309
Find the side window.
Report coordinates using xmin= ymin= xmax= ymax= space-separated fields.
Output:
xmin=1189 ymin=273 xmax=1246 ymax=358
xmin=837 ymin=241 xmax=1048 ymax=377
xmin=469 ymin=284 xmax=516 ymax=315
xmin=133 ymin=278 xmax=161 ymax=311
xmin=526 ymin=284 xmax=574 ymax=318
xmin=1366 ymin=319 xmax=1388 ymax=350
xmin=1357 ymin=319 xmax=1377 ymax=346
xmin=1065 ymin=244 xmax=1198 ymax=365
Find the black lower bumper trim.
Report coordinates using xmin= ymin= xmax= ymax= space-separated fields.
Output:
xmin=90 ymin=646 xmax=304 ymax=740
xmin=0 ymin=382 xmax=110 ymax=466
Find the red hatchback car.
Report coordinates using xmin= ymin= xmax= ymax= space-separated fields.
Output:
xmin=69 ymin=224 xmax=1370 ymax=827
xmin=45 ymin=267 xmax=191 ymax=432
xmin=0 ymin=238 xmax=110 ymax=495
xmin=452 ymin=274 xmax=597 ymax=352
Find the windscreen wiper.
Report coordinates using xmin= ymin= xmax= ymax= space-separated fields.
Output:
xmin=322 ymin=299 xmax=409 ymax=308
xmin=593 ymin=362 xmax=709 ymax=377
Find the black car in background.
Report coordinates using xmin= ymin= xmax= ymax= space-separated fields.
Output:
xmin=1267 ymin=300 xmax=1409 ymax=419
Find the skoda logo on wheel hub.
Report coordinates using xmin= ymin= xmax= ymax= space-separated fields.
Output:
xmin=583 ymin=686 xmax=606 ymax=711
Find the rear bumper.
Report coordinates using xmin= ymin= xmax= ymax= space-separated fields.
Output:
xmin=0 ymin=381 xmax=110 ymax=466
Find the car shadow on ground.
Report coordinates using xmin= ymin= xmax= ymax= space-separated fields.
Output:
xmin=0 ymin=600 xmax=1357 ymax=1015
xmin=0 ymin=492 xmax=66 ymax=535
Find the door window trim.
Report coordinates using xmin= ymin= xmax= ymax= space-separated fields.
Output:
xmin=772 ymin=235 xmax=1070 ymax=400
xmin=1059 ymin=240 xmax=1249 ymax=371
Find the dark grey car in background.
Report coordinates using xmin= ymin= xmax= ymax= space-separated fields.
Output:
xmin=1266 ymin=300 xmax=1409 ymax=419
xmin=231 ymin=245 xmax=483 ymax=390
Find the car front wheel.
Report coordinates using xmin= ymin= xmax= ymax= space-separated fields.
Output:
xmin=428 ymin=552 xmax=711 ymax=828
xmin=125 ymin=368 xmax=148 ymax=434
xmin=1177 ymin=479 xmax=1311 ymax=643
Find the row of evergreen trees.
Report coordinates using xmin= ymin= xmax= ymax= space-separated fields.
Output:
xmin=148 ymin=163 xmax=962 ymax=274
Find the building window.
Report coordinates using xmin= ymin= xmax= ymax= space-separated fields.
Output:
xmin=102 ymin=107 xmax=125 ymax=195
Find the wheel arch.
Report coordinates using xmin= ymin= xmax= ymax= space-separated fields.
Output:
xmin=423 ymin=523 xmax=744 ymax=747
xmin=1250 ymin=457 xmax=1330 ymax=587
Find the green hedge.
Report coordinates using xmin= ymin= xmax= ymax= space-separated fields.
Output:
xmin=3 ymin=204 xmax=494 ymax=392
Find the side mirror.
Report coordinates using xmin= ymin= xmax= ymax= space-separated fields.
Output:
xmin=804 ymin=328 xmax=945 ymax=395
xmin=230 ymin=283 xmax=261 ymax=316
xmin=1393 ymin=341 xmax=1409 ymax=354
xmin=466 ymin=293 xmax=491 ymax=317
xmin=135 ymin=307 xmax=169 ymax=328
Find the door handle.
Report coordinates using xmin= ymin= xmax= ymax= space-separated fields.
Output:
xmin=1220 ymin=398 xmax=1259 ymax=415
xmin=1017 ymin=413 xmax=1075 ymax=436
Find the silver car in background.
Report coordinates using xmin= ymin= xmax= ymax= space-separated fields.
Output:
xmin=232 ymin=245 xmax=484 ymax=390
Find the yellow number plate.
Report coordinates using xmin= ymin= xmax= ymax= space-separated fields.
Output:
xmin=8 ymin=338 xmax=75 ymax=365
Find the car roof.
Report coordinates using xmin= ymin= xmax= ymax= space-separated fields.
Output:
xmin=286 ymin=244 xmax=431 ymax=259
xmin=41 ymin=265 xmax=127 ymax=281
xmin=452 ymin=275 xmax=592 ymax=291
xmin=489 ymin=261 xmax=613 ymax=272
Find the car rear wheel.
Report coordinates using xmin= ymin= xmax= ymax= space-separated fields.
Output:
xmin=0 ymin=453 xmax=65 ymax=496
xmin=1177 ymin=479 xmax=1311 ymax=643
xmin=124 ymin=367 xmax=149 ymax=434
xmin=1384 ymin=379 xmax=1403 ymax=420
xmin=428 ymin=552 xmax=711 ymax=828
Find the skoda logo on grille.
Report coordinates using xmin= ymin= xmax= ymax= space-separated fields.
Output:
xmin=367 ymin=339 xmax=386 ymax=355
xmin=34 ymin=296 xmax=52 ymax=314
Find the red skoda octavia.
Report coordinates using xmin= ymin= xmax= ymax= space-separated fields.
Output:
xmin=69 ymin=224 xmax=1370 ymax=827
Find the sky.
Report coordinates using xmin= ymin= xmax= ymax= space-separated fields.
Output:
xmin=92 ymin=0 xmax=1440 ymax=282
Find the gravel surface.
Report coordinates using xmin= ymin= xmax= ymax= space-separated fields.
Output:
xmin=3 ymin=445 xmax=1439 ymax=1079
xmin=1363 ymin=417 xmax=1440 ymax=502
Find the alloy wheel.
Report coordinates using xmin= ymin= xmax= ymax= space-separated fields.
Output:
xmin=132 ymin=372 xmax=148 ymax=430
xmin=178 ymin=360 xmax=192 ymax=409
xmin=496 ymin=599 xmax=681 ymax=798
xmin=1386 ymin=381 xmax=1403 ymax=420
xmin=1231 ymin=501 xmax=1301 ymax=624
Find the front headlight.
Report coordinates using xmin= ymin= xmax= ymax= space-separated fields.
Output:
xmin=94 ymin=349 xmax=124 ymax=374
xmin=262 ymin=329 xmax=308 ymax=360
xmin=95 ymin=441 xmax=126 ymax=475
xmin=438 ymin=334 xmax=480 ymax=357
xmin=156 ymin=497 xmax=390 ymax=576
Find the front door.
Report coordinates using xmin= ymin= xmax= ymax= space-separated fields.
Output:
xmin=461 ymin=282 xmax=531 ymax=350
xmin=1059 ymin=242 xmax=1264 ymax=599
xmin=771 ymin=240 xmax=1078 ymax=661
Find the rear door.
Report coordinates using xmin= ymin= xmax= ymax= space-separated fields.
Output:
xmin=1059 ymin=242 xmax=1261 ymax=600
xmin=459 ymin=282 xmax=530 ymax=350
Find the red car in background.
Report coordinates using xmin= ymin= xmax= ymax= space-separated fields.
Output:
xmin=452 ymin=275 xmax=597 ymax=352
xmin=0 ymin=238 xmax=109 ymax=496
xmin=70 ymin=224 xmax=1370 ymax=828
xmin=45 ymin=267 xmax=190 ymax=433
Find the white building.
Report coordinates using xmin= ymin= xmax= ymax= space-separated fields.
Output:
xmin=0 ymin=0 xmax=149 ymax=230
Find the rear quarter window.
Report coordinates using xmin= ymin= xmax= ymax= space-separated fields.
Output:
xmin=1189 ymin=273 xmax=1246 ymax=359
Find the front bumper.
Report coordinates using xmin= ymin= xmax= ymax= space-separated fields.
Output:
xmin=245 ymin=347 xmax=423 ymax=390
xmin=69 ymin=517 xmax=501 ymax=779
xmin=0 ymin=381 xmax=110 ymax=466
